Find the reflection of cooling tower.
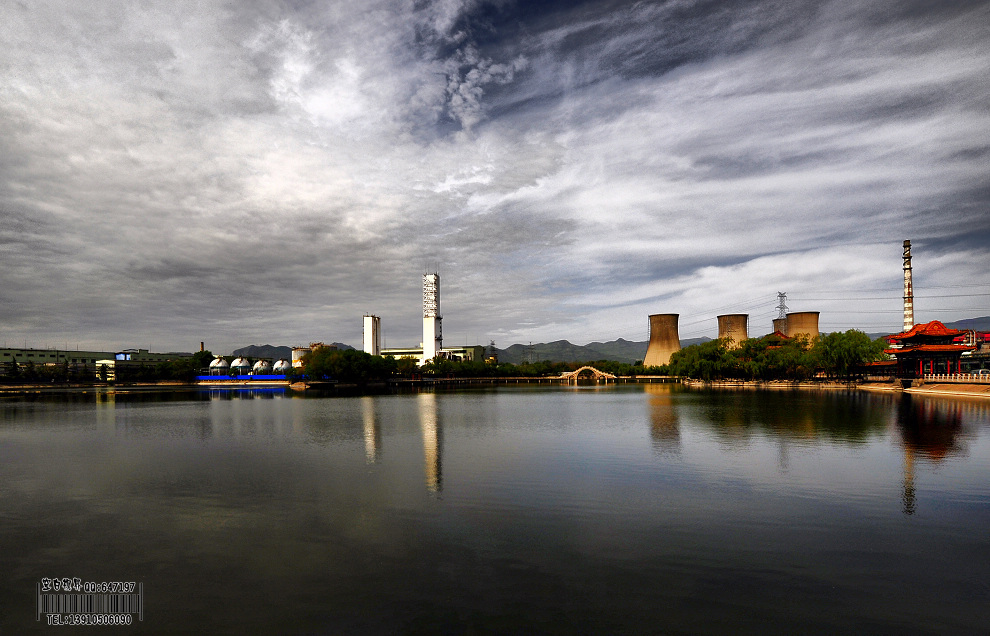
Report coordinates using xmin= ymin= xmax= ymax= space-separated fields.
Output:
xmin=717 ymin=314 xmax=748 ymax=348
xmin=644 ymin=314 xmax=680 ymax=367
xmin=785 ymin=311 xmax=819 ymax=340
xmin=772 ymin=318 xmax=787 ymax=334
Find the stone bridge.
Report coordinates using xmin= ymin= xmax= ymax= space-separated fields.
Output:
xmin=559 ymin=366 xmax=617 ymax=382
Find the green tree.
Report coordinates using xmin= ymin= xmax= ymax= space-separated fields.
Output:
xmin=813 ymin=330 xmax=888 ymax=380
xmin=301 ymin=348 xmax=396 ymax=383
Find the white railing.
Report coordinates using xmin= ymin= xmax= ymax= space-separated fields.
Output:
xmin=923 ymin=373 xmax=990 ymax=383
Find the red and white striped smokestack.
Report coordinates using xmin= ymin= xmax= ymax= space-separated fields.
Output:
xmin=903 ymin=240 xmax=914 ymax=332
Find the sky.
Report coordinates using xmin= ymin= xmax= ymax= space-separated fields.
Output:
xmin=1 ymin=0 xmax=989 ymax=354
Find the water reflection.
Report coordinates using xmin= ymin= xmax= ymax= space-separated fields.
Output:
xmin=690 ymin=389 xmax=892 ymax=443
xmin=895 ymin=394 xmax=967 ymax=515
xmin=418 ymin=392 xmax=443 ymax=494
xmin=95 ymin=389 xmax=115 ymax=435
xmin=645 ymin=384 xmax=680 ymax=454
xmin=362 ymin=396 xmax=381 ymax=464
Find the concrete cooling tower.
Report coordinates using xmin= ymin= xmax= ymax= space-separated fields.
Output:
xmin=717 ymin=314 xmax=748 ymax=348
xmin=644 ymin=314 xmax=680 ymax=367
xmin=772 ymin=318 xmax=787 ymax=334
xmin=785 ymin=311 xmax=820 ymax=341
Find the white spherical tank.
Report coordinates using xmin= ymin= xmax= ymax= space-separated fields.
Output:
xmin=209 ymin=357 xmax=230 ymax=370
xmin=252 ymin=359 xmax=272 ymax=374
xmin=273 ymin=359 xmax=292 ymax=373
xmin=230 ymin=357 xmax=251 ymax=373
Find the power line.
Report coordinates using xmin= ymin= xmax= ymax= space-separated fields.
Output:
xmin=792 ymin=293 xmax=990 ymax=301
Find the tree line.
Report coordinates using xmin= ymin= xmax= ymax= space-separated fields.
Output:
xmin=666 ymin=330 xmax=889 ymax=381
xmin=0 ymin=330 xmax=888 ymax=385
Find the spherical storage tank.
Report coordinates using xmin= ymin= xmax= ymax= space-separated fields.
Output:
xmin=230 ymin=357 xmax=251 ymax=374
xmin=209 ymin=357 xmax=230 ymax=373
xmin=252 ymin=359 xmax=272 ymax=374
xmin=273 ymin=359 xmax=292 ymax=373
xmin=717 ymin=314 xmax=748 ymax=348
xmin=644 ymin=314 xmax=681 ymax=367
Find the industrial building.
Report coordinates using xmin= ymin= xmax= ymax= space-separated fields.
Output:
xmin=717 ymin=314 xmax=748 ymax=348
xmin=784 ymin=312 xmax=820 ymax=341
xmin=644 ymin=314 xmax=680 ymax=367
xmin=0 ymin=346 xmax=196 ymax=378
xmin=0 ymin=347 xmax=115 ymax=373
xmin=422 ymin=273 xmax=442 ymax=364
xmin=381 ymin=345 xmax=486 ymax=363
xmin=93 ymin=349 xmax=195 ymax=380
xmin=363 ymin=315 xmax=381 ymax=356
xmin=367 ymin=272 xmax=484 ymax=365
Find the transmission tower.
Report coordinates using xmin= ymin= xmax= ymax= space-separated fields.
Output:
xmin=776 ymin=292 xmax=789 ymax=320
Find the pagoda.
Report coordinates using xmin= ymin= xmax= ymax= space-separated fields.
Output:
xmin=885 ymin=321 xmax=974 ymax=378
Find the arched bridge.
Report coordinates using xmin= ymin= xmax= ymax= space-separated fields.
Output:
xmin=559 ymin=366 xmax=617 ymax=381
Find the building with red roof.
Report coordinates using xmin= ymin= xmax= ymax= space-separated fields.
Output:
xmin=885 ymin=321 xmax=975 ymax=378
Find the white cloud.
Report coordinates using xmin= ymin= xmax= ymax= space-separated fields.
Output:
xmin=0 ymin=0 xmax=987 ymax=352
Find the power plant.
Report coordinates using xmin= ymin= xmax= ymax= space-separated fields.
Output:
xmin=717 ymin=314 xmax=748 ymax=348
xmin=784 ymin=312 xmax=820 ymax=341
xmin=422 ymin=273 xmax=442 ymax=363
xmin=363 ymin=315 xmax=381 ymax=356
xmin=644 ymin=314 xmax=680 ymax=366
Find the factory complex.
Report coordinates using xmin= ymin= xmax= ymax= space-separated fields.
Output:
xmin=642 ymin=240 xmax=989 ymax=377
xmin=3 ymin=241 xmax=987 ymax=382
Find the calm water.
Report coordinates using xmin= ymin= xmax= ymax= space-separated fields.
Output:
xmin=1 ymin=385 xmax=988 ymax=634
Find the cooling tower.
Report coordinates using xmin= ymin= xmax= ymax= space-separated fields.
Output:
xmin=717 ymin=314 xmax=748 ymax=348
xmin=785 ymin=311 xmax=819 ymax=341
xmin=644 ymin=314 xmax=680 ymax=367
xmin=772 ymin=318 xmax=787 ymax=334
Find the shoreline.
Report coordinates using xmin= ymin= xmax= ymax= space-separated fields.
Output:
xmin=3 ymin=379 xmax=989 ymax=400
xmin=682 ymin=378 xmax=990 ymax=399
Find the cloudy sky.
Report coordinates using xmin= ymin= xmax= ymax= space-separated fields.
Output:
xmin=2 ymin=0 xmax=988 ymax=354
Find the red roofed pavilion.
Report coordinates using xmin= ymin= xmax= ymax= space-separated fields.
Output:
xmin=885 ymin=320 xmax=974 ymax=378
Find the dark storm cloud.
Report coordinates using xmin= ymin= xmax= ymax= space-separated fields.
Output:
xmin=0 ymin=0 xmax=987 ymax=351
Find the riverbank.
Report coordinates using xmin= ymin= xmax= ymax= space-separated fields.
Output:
xmin=682 ymin=379 xmax=859 ymax=391
xmin=682 ymin=378 xmax=990 ymax=400
xmin=905 ymin=383 xmax=990 ymax=399
xmin=0 ymin=381 xmax=196 ymax=394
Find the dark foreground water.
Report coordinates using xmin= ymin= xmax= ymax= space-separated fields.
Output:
xmin=1 ymin=385 xmax=988 ymax=634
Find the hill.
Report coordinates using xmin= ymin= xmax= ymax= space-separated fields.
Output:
xmin=231 ymin=343 xmax=354 ymax=359
xmin=493 ymin=337 xmax=711 ymax=364
xmin=946 ymin=316 xmax=990 ymax=331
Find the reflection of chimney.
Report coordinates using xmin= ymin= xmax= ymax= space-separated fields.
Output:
xmin=418 ymin=393 xmax=443 ymax=494
xmin=362 ymin=397 xmax=380 ymax=464
xmin=902 ymin=447 xmax=915 ymax=515
xmin=903 ymin=240 xmax=914 ymax=332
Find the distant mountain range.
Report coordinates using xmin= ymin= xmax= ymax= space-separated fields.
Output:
xmin=945 ymin=316 xmax=990 ymax=331
xmin=231 ymin=343 xmax=354 ymax=360
xmin=492 ymin=337 xmax=712 ymax=365
xmin=229 ymin=316 xmax=989 ymax=363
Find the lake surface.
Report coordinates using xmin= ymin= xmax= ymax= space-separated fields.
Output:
xmin=1 ymin=384 xmax=988 ymax=634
